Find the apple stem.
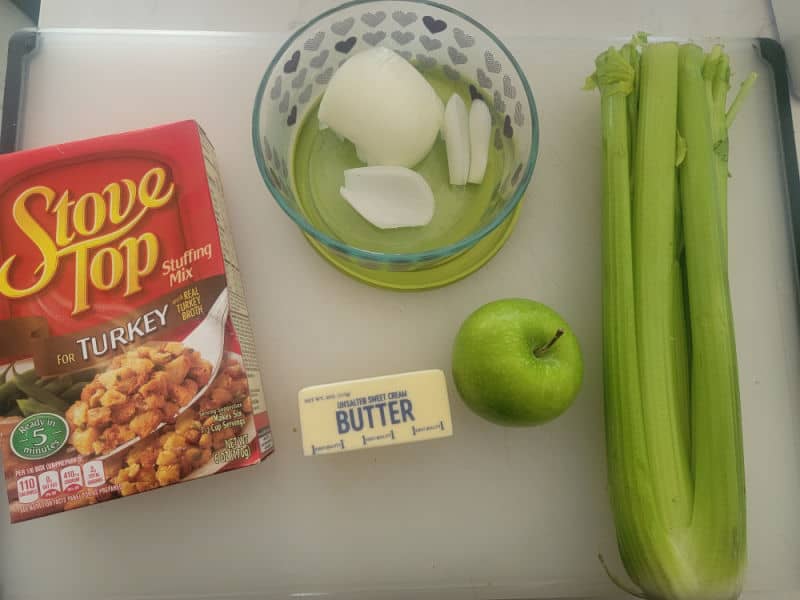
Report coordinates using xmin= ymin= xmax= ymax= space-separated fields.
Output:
xmin=534 ymin=329 xmax=564 ymax=358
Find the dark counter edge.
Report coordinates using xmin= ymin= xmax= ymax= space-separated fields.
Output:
xmin=1 ymin=29 xmax=38 ymax=155
xmin=759 ymin=38 xmax=800 ymax=296
xmin=11 ymin=0 xmax=40 ymax=24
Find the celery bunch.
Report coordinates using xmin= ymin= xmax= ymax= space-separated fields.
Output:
xmin=586 ymin=38 xmax=755 ymax=600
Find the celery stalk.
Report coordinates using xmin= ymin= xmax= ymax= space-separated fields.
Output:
xmin=702 ymin=46 xmax=757 ymax=259
xmin=677 ymin=43 xmax=746 ymax=597
xmin=631 ymin=42 xmax=693 ymax=535
xmin=595 ymin=47 xmax=690 ymax=598
xmin=594 ymin=45 xmax=648 ymax=589
xmin=726 ymin=73 xmax=758 ymax=129
xmin=704 ymin=46 xmax=731 ymax=256
xmin=620 ymin=43 xmax=640 ymax=175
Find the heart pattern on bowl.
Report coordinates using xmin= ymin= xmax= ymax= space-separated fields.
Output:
xmin=263 ymin=138 xmax=272 ymax=162
xmin=362 ymin=31 xmax=386 ymax=46
xmin=287 ymin=106 xmax=298 ymax=126
xmin=419 ymin=34 xmax=441 ymax=51
xmin=493 ymin=90 xmax=506 ymax=113
xmin=397 ymin=50 xmax=413 ymax=61
xmin=511 ymin=163 xmax=523 ymax=186
xmin=503 ymin=115 xmax=513 ymax=138
xmin=448 ymin=46 xmax=467 ymax=65
xmin=275 ymin=155 xmax=284 ymax=177
xmin=416 ymin=54 xmax=437 ymax=69
xmin=514 ymin=101 xmax=524 ymax=126
xmin=503 ymin=75 xmax=516 ymax=99
xmin=331 ymin=17 xmax=355 ymax=35
xmin=292 ymin=68 xmax=307 ymax=89
xmin=279 ymin=91 xmax=290 ymax=113
xmin=485 ymin=50 xmax=502 ymax=73
xmin=299 ymin=84 xmax=313 ymax=104
xmin=469 ymin=84 xmax=482 ymax=101
xmin=268 ymin=168 xmax=281 ymax=190
xmin=392 ymin=31 xmax=415 ymax=45
xmin=284 ymin=50 xmax=301 ymax=73
xmin=270 ymin=76 xmax=282 ymax=99
xmin=392 ymin=10 xmax=417 ymax=27
xmin=304 ymin=32 xmax=324 ymax=51
xmin=335 ymin=36 xmax=357 ymax=53
xmin=453 ymin=28 xmax=474 ymax=48
xmin=423 ymin=15 xmax=447 ymax=34
xmin=315 ymin=67 xmax=333 ymax=84
xmin=443 ymin=64 xmax=461 ymax=80
xmin=477 ymin=68 xmax=492 ymax=89
xmin=361 ymin=11 xmax=386 ymax=27
xmin=494 ymin=128 xmax=503 ymax=150
xmin=310 ymin=49 xmax=329 ymax=68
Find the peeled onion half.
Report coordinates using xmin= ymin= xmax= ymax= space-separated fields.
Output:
xmin=319 ymin=47 xmax=444 ymax=168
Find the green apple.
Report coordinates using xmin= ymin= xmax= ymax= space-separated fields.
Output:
xmin=452 ymin=298 xmax=583 ymax=426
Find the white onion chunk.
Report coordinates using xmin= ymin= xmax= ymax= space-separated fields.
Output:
xmin=443 ymin=94 xmax=470 ymax=186
xmin=340 ymin=166 xmax=435 ymax=229
xmin=468 ymin=99 xmax=491 ymax=184
xmin=319 ymin=47 xmax=444 ymax=168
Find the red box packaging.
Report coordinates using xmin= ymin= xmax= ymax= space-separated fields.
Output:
xmin=0 ymin=120 xmax=273 ymax=523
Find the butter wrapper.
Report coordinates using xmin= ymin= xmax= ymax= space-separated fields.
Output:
xmin=298 ymin=370 xmax=453 ymax=456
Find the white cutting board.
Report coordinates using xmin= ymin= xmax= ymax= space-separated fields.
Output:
xmin=0 ymin=30 xmax=799 ymax=600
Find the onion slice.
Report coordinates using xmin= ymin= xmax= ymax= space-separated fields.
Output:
xmin=468 ymin=99 xmax=491 ymax=184
xmin=443 ymin=94 xmax=470 ymax=186
xmin=339 ymin=166 xmax=435 ymax=229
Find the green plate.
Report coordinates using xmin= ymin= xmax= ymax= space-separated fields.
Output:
xmin=304 ymin=202 xmax=522 ymax=290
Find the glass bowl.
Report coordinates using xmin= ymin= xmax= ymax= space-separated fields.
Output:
xmin=252 ymin=0 xmax=538 ymax=289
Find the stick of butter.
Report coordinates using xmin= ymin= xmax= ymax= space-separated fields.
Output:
xmin=298 ymin=370 xmax=453 ymax=456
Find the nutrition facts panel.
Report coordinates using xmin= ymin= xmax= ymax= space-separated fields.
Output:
xmin=202 ymin=129 xmax=267 ymax=417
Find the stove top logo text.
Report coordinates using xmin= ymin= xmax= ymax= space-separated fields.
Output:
xmin=0 ymin=167 xmax=175 ymax=314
